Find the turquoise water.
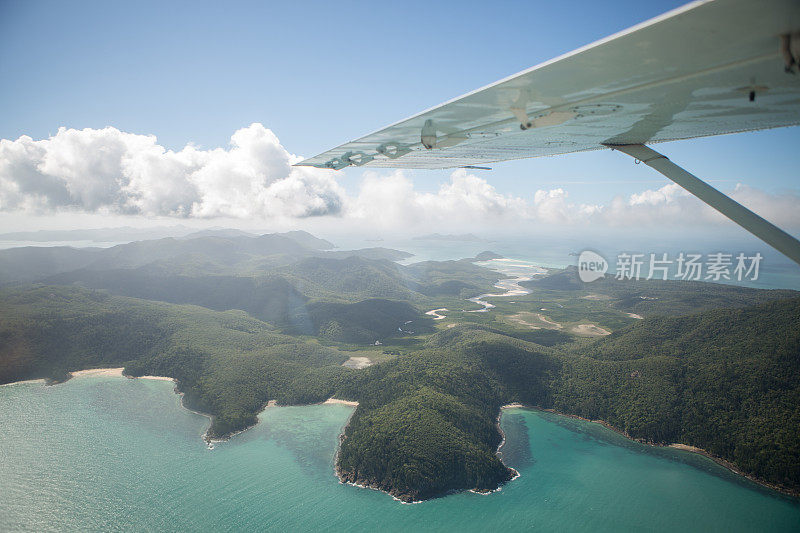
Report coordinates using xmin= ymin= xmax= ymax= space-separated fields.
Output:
xmin=2 ymin=377 xmax=799 ymax=532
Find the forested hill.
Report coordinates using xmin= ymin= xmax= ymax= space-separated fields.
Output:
xmin=0 ymin=285 xmax=352 ymax=438
xmin=1 ymin=232 xmax=502 ymax=318
xmin=335 ymin=297 xmax=800 ymax=500
xmin=1 ymin=232 xmax=799 ymax=503
xmin=551 ymin=297 xmax=800 ymax=494
xmin=0 ymin=230 xmax=409 ymax=283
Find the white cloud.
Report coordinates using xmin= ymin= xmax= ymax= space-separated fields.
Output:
xmin=728 ymin=184 xmax=800 ymax=229
xmin=2 ymin=124 xmax=798 ymax=233
xmin=0 ymin=124 xmax=344 ymax=218
xmin=531 ymin=187 xmax=601 ymax=225
xmin=348 ymin=169 xmax=530 ymax=228
xmin=593 ymin=182 xmax=800 ymax=230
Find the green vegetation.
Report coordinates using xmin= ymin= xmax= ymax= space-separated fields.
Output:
xmin=336 ymin=349 xmax=514 ymax=501
xmin=0 ymin=285 xmax=350 ymax=438
xmin=551 ymin=298 xmax=800 ymax=492
xmin=1 ymin=234 xmax=799 ymax=502
xmin=295 ymin=299 xmax=435 ymax=344
xmin=45 ymin=269 xmax=308 ymax=325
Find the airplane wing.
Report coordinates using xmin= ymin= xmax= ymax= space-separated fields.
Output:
xmin=296 ymin=0 xmax=800 ymax=170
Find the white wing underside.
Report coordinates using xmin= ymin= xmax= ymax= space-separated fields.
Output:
xmin=297 ymin=0 xmax=800 ymax=170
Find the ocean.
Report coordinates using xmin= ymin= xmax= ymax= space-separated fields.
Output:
xmin=2 ymin=376 xmax=798 ymax=532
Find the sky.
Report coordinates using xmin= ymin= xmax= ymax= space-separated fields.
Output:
xmin=0 ymin=0 xmax=798 ymax=246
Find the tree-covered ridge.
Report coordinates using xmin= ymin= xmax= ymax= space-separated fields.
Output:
xmin=0 ymin=285 xmax=351 ymax=438
xmin=279 ymin=256 xmax=420 ymax=301
xmin=336 ymin=350 xmax=515 ymax=501
xmin=334 ymin=330 xmax=560 ymax=501
xmin=294 ymin=299 xmax=436 ymax=344
xmin=1 ymin=240 xmax=799 ymax=502
xmin=0 ymin=231 xmax=410 ymax=284
xmin=337 ymin=298 xmax=800 ymax=500
xmin=551 ymin=297 xmax=800 ymax=492
xmin=44 ymin=269 xmax=308 ymax=325
xmin=1 ymin=232 xmax=503 ymax=334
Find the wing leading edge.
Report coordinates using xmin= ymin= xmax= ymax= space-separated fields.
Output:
xmin=296 ymin=0 xmax=800 ymax=170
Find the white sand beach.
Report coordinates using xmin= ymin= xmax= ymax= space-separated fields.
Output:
xmin=72 ymin=368 xmax=175 ymax=381
xmin=324 ymin=398 xmax=359 ymax=407
xmin=136 ymin=375 xmax=176 ymax=381
xmin=71 ymin=368 xmax=124 ymax=377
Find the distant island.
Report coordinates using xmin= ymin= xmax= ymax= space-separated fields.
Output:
xmin=1 ymin=231 xmax=799 ymax=502
xmin=473 ymin=251 xmax=504 ymax=261
xmin=413 ymin=233 xmax=487 ymax=242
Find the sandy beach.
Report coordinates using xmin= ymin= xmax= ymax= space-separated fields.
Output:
xmin=135 ymin=375 xmax=176 ymax=382
xmin=71 ymin=367 xmax=124 ymax=377
xmin=70 ymin=368 xmax=176 ymax=382
xmin=324 ymin=398 xmax=359 ymax=407
xmin=669 ymin=443 xmax=705 ymax=453
xmin=3 ymin=368 xmax=176 ymax=386
xmin=2 ymin=368 xmax=174 ymax=388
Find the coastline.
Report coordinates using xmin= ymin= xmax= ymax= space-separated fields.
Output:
xmin=323 ymin=398 xmax=359 ymax=407
xmin=206 ymin=397 xmax=359 ymax=445
xmin=6 ymin=369 xmax=794 ymax=502
xmin=71 ymin=367 xmax=125 ymax=378
xmin=501 ymin=404 xmax=800 ymax=500
xmin=2 ymin=367 xmax=176 ymax=386
xmin=0 ymin=378 xmax=46 ymax=387
xmin=333 ymin=403 xmax=520 ymax=504
xmin=488 ymin=405 xmax=521 ymax=493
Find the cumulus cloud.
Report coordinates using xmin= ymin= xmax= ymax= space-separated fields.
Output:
xmin=2 ymin=124 xmax=798 ymax=233
xmin=593 ymin=183 xmax=800 ymax=230
xmin=351 ymin=173 xmax=800 ymax=231
xmin=350 ymin=169 xmax=530 ymax=226
xmin=0 ymin=124 xmax=344 ymax=218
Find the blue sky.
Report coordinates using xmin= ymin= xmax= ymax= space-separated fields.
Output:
xmin=0 ymin=0 xmax=798 ymax=229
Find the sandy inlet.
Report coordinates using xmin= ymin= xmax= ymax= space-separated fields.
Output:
xmin=323 ymin=398 xmax=359 ymax=406
xmin=467 ymin=259 xmax=547 ymax=312
xmin=3 ymin=368 xmax=174 ymax=387
xmin=425 ymin=308 xmax=448 ymax=320
xmin=70 ymin=368 xmax=176 ymax=381
xmin=71 ymin=368 xmax=125 ymax=378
